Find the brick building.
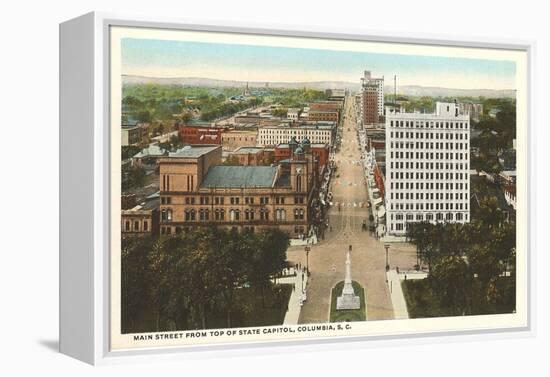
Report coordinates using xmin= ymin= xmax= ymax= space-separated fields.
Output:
xmin=362 ymin=82 xmax=379 ymax=125
xmin=221 ymin=130 xmax=258 ymax=151
xmin=308 ymin=110 xmax=339 ymax=123
xmin=121 ymin=195 xmax=160 ymax=238
xmin=229 ymin=146 xmax=274 ymax=166
xmin=178 ymin=124 xmax=222 ymax=145
xmin=158 ymin=143 xmax=319 ymax=238
xmin=274 ymin=138 xmax=329 ymax=170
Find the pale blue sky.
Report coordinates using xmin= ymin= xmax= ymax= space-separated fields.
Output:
xmin=121 ymin=38 xmax=516 ymax=90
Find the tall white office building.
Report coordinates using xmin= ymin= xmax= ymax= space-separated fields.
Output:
xmin=385 ymin=101 xmax=470 ymax=236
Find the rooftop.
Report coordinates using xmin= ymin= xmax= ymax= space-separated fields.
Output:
xmin=168 ymin=145 xmax=219 ymax=158
xmin=233 ymin=147 xmax=264 ymax=154
xmin=262 ymin=122 xmax=335 ymax=130
xmin=201 ymin=166 xmax=278 ymax=188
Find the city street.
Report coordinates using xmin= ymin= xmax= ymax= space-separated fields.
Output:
xmin=287 ymin=95 xmax=417 ymax=323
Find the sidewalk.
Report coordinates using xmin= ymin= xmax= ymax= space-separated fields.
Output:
xmin=386 ymin=269 xmax=409 ymax=320
xmin=282 ymin=269 xmax=309 ymax=325
xmin=380 ymin=235 xmax=408 ymax=243
xmin=386 ymin=269 xmax=429 ymax=320
xmin=290 ymin=235 xmax=317 ymax=246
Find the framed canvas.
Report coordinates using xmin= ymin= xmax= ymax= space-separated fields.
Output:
xmin=59 ymin=12 xmax=534 ymax=365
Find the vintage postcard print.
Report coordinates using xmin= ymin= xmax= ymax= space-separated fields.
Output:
xmin=109 ymin=26 xmax=529 ymax=350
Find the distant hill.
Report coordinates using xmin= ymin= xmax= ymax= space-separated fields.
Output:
xmin=122 ymin=75 xmax=358 ymax=90
xmin=385 ymin=85 xmax=515 ymax=99
xmin=122 ymin=75 xmax=515 ymax=98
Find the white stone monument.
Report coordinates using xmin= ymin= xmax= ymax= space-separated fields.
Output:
xmin=336 ymin=245 xmax=361 ymax=310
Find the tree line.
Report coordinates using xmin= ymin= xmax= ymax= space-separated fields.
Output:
xmin=470 ymin=100 xmax=516 ymax=174
xmin=121 ymin=227 xmax=289 ymax=333
xmin=200 ymin=97 xmax=262 ymax=121
xmin=406 ymin=197 xmax=515 ymax=316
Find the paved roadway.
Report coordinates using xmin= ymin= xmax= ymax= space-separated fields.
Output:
xmin=286 ymin=95 xmax=417 ymax=323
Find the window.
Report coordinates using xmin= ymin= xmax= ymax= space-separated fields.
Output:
xmin=125 ymin=221 xmax=130 ymax=231
xmin=134 ymin=221 xmax=139 ymax=231
xmin=294 ymin=196 xmax=305 ymax=204
xmin=294 ymin=208 xmax=305 ymax=220
xmin=143 ymin=221 xmax=148 ymax=231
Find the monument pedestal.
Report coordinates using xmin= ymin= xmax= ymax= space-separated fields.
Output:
xmin=336 ymin=246 xmax=361 ymax=310
xmin=336 ymin=294 xmax=360 ymax=310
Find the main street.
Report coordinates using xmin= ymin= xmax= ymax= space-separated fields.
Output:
xmin=287 ymin=95 xmax=417 ymax=323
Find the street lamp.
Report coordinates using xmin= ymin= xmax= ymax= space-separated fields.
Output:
xmin=305 ymin=246 xmax=310 ymax=277
xmin=384 ymin=244 xmax=390 ymax=272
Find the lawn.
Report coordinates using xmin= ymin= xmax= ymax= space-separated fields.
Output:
xmin=329 ymin=281 xmax=366 ymax=322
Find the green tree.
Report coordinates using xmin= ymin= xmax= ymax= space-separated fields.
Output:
xmin=121 ymin=236 xmax=155 ymax=333
xmin=430 ymin=255 xmax=471 ymax=316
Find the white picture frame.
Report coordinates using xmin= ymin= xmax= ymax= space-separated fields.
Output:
xmin=60 ymin=11 xmax=535 ymax=365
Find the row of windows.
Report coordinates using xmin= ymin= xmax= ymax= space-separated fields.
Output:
xmin=390 ymin=183 xmax=469 ymax=195
xmin=390 ymin=155 xmax=468 ymax=169
xmin=123 ymin=220 xmax=149 ymax=232
xmin=390 ymin=142 xmax=469 ymax=150
xmin=389 ymin=120 xmax=469 ymax=129
xmin=260 ymin=138 xmax=331 ymax=143
xmin=223 ymin=136 xmax=255 ymax=142
xmin=261 ymin=129 xmax=332 ymax=133
xmin=390 ymin=144 xmax=468 ymax=158
xmin=177 ymin=196 xmax=304 ymax=206
xmin=390 ymin=131 xmax=468 ymax=140
xmin=160 ymin=225 xmax=306 ymax=236
xmin=390 ymin=161 xmax=469 ymax=171
xmin=389 ymin=202 xmax=469 ymax=210
xmin=391 ymin=211 xmax=468 ymax=225
xmin=389 ymin=166 xmax=468 ymax=180
xmin=161 ymin=208 xmax=306 ymax=222
xmin=390 ymin=182 xmax=469 ymax=193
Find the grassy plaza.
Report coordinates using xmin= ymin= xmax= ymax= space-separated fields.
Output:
xmin=329 ymin=281 xmax=367 ymax=322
